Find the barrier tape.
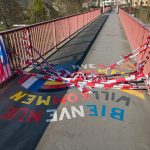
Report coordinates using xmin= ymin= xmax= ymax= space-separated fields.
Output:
xmin=106 ymin=36 xmax=150 ymax=71
xmin=14 ymin=34 xmax=150 ymax=94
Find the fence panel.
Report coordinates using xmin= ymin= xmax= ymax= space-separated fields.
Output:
xmin=0 ymin=9 xmax=101 ymax=85
xmin=142 ymin=30 xmax=150 ymax=75
xmin=55 ymin=18 xmax=69 ymax=45
xmin=103 ymin=7 xmax=111 ymax=13
xmin=2 ymin=29 xmax=33 ymax=70
xmin=29 ymin=22 xmax=55 ymax=59
xmin=119 ymin=9 xmax=150 ymax=93
xmin=77 ymin=14 xmax=84 ymax=30
xmin=69 ymin=15 xmax=78 ymax=36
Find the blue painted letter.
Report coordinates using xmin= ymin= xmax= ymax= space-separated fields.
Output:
xmin=86 ymin=105 xmax=98 ymax=116
xmin=101 ymin=105 xmax=106 ymax=117
xmin=110 ymin=107 xmax=125 ymax=121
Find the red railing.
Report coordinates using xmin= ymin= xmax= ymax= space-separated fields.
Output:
xmin=119 ymin=9 xmax=150 ymax=93
xmin=119 ymin=9 xmax=150 ymax=73
xmin=103 ymin=7 xmax=111 ymax=13
xmin=0 ymin=9 xmax=101 ymax=85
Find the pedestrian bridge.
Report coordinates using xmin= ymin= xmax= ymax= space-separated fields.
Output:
xmin=0 ymin=8 xmax=150 ymax=150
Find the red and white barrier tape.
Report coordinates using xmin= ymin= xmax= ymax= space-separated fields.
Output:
xmin=15 ymin=34 xmax=150 ymax=93
xmin=106 ymin=36 xmax=150 ymax=71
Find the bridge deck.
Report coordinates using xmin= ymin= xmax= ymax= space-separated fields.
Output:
xmin=0 ymin=12 xmax=150 ymax=150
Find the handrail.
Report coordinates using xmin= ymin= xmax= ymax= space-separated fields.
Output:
xmin=0 ymin=9 xmax=100 ymax=35
xmin=0 ymin=9 xmax=102 ymax=85
xmin=118 ymin=8 xmax=150 ymax=83
xmin=0 ymin=7 xmax=112 ymax=85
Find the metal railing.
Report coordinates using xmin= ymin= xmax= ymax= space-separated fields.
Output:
xmin=0 ymin=9 xmax=102 ymax=85
xmin=0 ymin=7 xmax=112 ymax=85
xmin=121 ymin=7 xmax=150 ymax=24
xmin=118 ymin=9 xmax=150 ymax=89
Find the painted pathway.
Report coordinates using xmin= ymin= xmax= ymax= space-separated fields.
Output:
xmin=0 ymin=14 xmax=108 ymax=150
xmin=36 ymin=12 xmax=150 ymax=150
xmin=0 ymin=12 xmax=150 ymax=150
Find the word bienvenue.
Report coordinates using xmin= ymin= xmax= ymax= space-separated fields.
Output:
xmin=46 ymin=104 xmax=125 ymax=122
xmin=0 ymin=90 xmax=131 ymax=123
xmin=0 ymin=104 xmax=125 ymax=123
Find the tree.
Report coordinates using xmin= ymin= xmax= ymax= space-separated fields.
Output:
xmin=140 ymin=0 xmax=144 ymax=6
xmin=0 ymin=0 xmax=24 ymax=29
xmin=53 ymin=0 xmax=85 ymax=16
xmin=125 ymin=0 xmax=133 ymax=13
xmin=44 ymin=0 xmax=60 ymax=19
xmin=28 ymin=0 xmax=48 ymax=23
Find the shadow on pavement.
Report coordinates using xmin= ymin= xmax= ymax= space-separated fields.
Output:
xmin=0 ymin=14 xmax=109 ymax=150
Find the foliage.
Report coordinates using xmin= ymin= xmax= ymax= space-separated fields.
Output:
xmin=44 ymin=0 xmax=60 ymax=19
xmin=124 ymin=0 xmax=133 ymax=13
xmin=132 ymin=7 xmax=150 ymax=24
xmin=28 ymin=0 xmax=48 ymax=23
xmin=53 ymin=0 xmax=84 ymax=16
xmin=0 ymin=0 xmax=89 ymax=31
xmin=0 ymin=0 xmax=25 ymax=29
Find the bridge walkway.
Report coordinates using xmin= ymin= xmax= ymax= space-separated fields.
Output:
xmin=0 ymin=11 xmax=150 ymax=150
xmin=36 ymin=12 xmax=150 ymax=150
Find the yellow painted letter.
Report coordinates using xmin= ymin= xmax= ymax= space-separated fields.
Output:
xmin=21 ymin=95 xmax=37 ymax=105
xmin=10 ymin=91 xmax=27 ymax=101
xmin=36 ymin=96 xmax=51 ymax=106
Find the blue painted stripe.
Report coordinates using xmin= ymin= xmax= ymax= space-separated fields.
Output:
xmin=28 ymin=79 xmax=45 ymax=92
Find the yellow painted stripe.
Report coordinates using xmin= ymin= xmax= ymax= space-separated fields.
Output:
xmin=44 ymin=81 xmax=65 ymax=85
xmin=121 ymin=90 xmax=145 ymax=100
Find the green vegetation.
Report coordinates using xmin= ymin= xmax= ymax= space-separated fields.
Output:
xmin=120 ymin=2 xmax=150 ymax=24
xmin=0 ymin=0 xmax=25 ymax=30
xmin=28 ymin=0 xmax=48 ymax=23
xmin=0 ymin=0 xmax=98 ymax=31
xmin=132 ymin=7 xmax=150 ymax=24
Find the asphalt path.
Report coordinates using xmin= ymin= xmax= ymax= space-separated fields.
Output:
xmin=0 ymin=12 xmax=150 ymax=150
xmin=0 ymin=13 xmax=108 ymax=150
xmin=36 ymin=12 xmax=150 ymax=150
